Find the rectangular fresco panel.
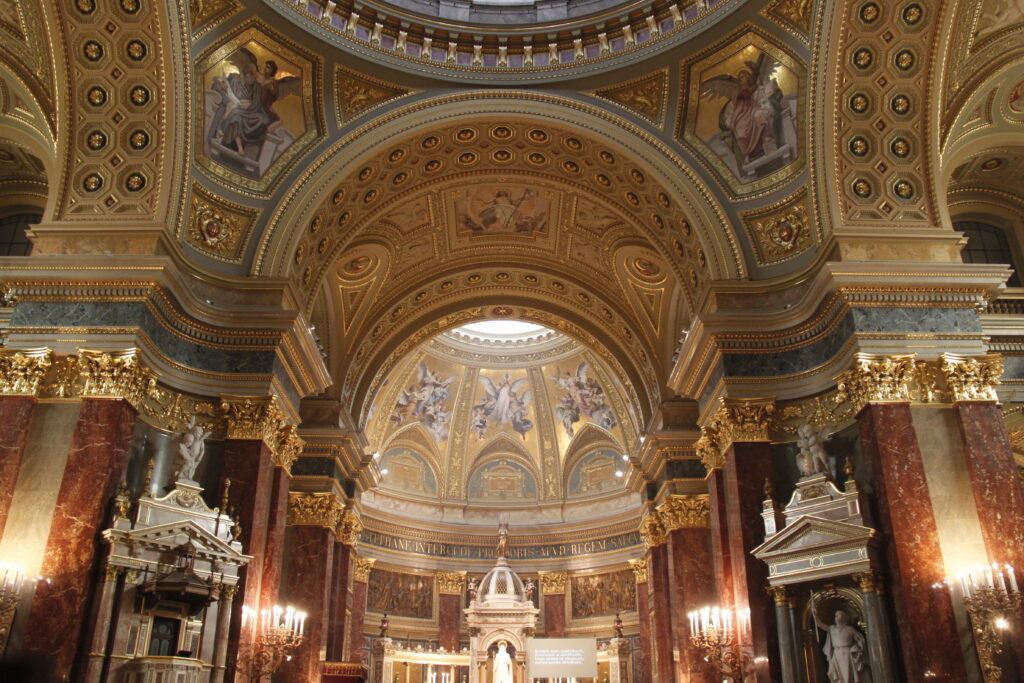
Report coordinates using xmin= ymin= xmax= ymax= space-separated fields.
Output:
xmin=453 ymin=184 xmax=554 ymax=234
xmin=367 ymin=567 xmax=434 ymax=619
xmin=570 ymin=569 xmax=636 ymax=619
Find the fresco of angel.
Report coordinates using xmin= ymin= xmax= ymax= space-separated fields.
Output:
xmin=391 ymin=361 xmax=457 ymax=442
xmin=205 ymin=45 xmax=302 ymax=178
xmin=699 ymin=50 xmax=796 ymax=181
xmin=550 ymin=362 xmax=618 ymax=438
xmin=456 ymin=186 xmax=550 ymax=234
xmin=474 ymin=373 xmax=534 ymax=439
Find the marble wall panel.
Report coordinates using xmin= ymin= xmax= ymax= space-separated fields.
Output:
xmin=543 ymin=593 xmax=565 ymax=637
xmin=260 ymin=467 xmax=291 ymax=610
xmin=668 ymin=527 xmax=717 ymax=681
xmin=634 ymin=581 xmax=651 ymax=683
xmin=280 ymin=525 xmax=335 ymax=683
xmin=438 ymin=593 xmax=461 ymax=650
xmin=646 ymin=544 xmax=674 ymax=682
xmin=327 ymin=542 xmax=352 ymax=660
xmin=0 ymin=397 xmax=35 ymax=538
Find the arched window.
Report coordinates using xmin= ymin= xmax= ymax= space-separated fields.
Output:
xmin=955 ymin=220 xmax=1021 ymax=286
xmin=0 ymin=213 xmax=39 ymax=256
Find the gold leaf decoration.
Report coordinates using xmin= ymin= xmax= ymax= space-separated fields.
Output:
xmin=765 ymin=0 xmax=813 ymax=34
xmin=742 ymin=187 xmax=813 ymax=266
xmin=186 ymin=184 xmax=256 ymax=262
xmin=592 ymin=69 xmax=668 ymax=126
xmin=336 ymin=67 xmax=411 ymax=123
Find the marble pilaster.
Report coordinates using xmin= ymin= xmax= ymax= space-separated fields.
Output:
xmin=436 ymin=571 xmax=464 ymax=651
xmin=706 ymin=468 xmax=734 ymax=609
xmin=327 ymin=540 xmax=352 ymax=660
xmin=280 ymin=524 xmax=337 ymax=683
xmin=646 ymin=542 xmax=675 ymax=682
xmin=666 ymin=525 xmax=716 ymax=681
xmin=0 ymin=396 xmax=34 ymax=537
xmin=632 ymin=568 xmax=651 ymax=683
xmin=344 ymin=558 xmax=374 ymax=663
xmin=259 ymin=465 xmax=291 ymax=610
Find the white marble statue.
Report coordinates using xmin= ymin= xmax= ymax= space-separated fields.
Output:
xmin=175 ymin=416 xmax=212 ymax=482
xmin=796 ymin=423 xmax=831 ymax=479
xmin=812 ymin=607 xmax=870 ymax=683
xmin=493 ymin=641 xmax=514 ymax=683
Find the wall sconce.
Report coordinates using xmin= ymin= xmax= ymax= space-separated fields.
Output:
xmin=687 ymin=605 xmax=752 ymax=682
xmin=0 ymin=562 xmax=48 ymax=655
xmin=954 ymin=563 xmax=1021 ymax=683
xmin=241 ymin=604 xmax=307 ymax=681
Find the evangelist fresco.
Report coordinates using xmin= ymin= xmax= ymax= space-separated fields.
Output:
xmin=567 ymin=449 xmax=622 ymax=498
xmin=682 ymin=34 xmax=802 ymax=195
xmin=390 ymin=361 xmax=459 ymax=443
xmin=467 ymin=459 xmax=538 ymax=502
xmin=453 ymin=184 xmax=553 ymax=234
xmin=367 ymin=568 xmax=433 ymax=619
xmin=472 ymin=371 xmax=534 ymax=440
xmin=548 ymin=361 xmax=618 ymax=439
xmin=378 ymin=448 xmax=437 ymax=498
xmin=199 ymin=27 xmax=317 ymax=192
xmin=570 ymin=569 xmax=636 ymax=619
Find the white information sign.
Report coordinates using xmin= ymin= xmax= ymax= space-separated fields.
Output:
xmin=528 ymin=638 xmax=597 ymax=679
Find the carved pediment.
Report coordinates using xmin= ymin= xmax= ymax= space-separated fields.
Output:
xmin=753 ymin=515 xmax=874 ymax=560
xmin=107 ymin=519 xmax=248 ymax=563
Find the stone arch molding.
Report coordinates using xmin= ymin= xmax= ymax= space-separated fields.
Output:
xmin=255 ymin=91 xmax=744 ymax=289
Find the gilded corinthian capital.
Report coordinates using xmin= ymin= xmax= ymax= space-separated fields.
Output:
xmin=220 ymin=395 xmax=288 ymax=443
xmin=353 ymin=557 xmax=376 ymax=582
xmin=628 ymin=558 xmax=648 ymax=584
xmin=272 ymin=422 xmax=304 ymax=473
xmin=436 ymin=570 xmax=466 ymax=594
xmin=539 ymin=570 xmax=567 ymax=594
xmin=639 ymin=510 xmax=667 ymax=548
xmin=287 ymin=492 xmax=344 ymax=529
xmin=940 ymin=353 xmax=1003 ymax=403
xmin=834 ymin=353 xmax=916 ymax=412
xmin=657 ymin=495 xmax=710 ymax=530
xmin=698 ymin=397 xmax=775 ymax=470
xmin=336 ymin=507 xmax=362 ymax=545
xmin=0 ymin=348 xmax=52 ymax=396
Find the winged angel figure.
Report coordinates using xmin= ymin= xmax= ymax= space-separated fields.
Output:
xmin=392 ymin=362 xmax=457 ymax=442
xmin=208 ymin=47 xmax=301 ymax=168
xmin=474 ymin=374 xmax=533 ymax=439
xmin=700 ymin=51 xmax=785 ymax=173
xmin=551 ymin=362 xmax=617 ymax=438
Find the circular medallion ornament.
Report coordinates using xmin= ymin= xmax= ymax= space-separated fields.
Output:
xmin=491 ymin=306 xmax=514 ymax=317
xmin=523 ymin=274 xmax=538 ymax=284
xmin=852 ymin=178 xmax=873 ymax=198
xmin=852 ymin=48 xmax=874 ymax=69
xmin=387 ymin=148 xmax=406 ymax=164
xmin=294 ymin=245 xmax=304 ymax=263
xmin=130 ymin=85 xmax=150 ymax=106
xmin=302 ymin=266 xmax=312 ymax=286
xmin=76 ymin=0 xmax=96 ymax=14
xmin=980 ymin=158 xmax=1003 ymax=171
xmin=415 ymin=291 xmax=429 ymax=302
xmin=652 ymin=214 xmax=665 ymax=230
xmin=893 ymin=179 xmax=914 ymax=199
xmin=527 ymin=152 xmax=546 ymax=166
xmin=87 ymin=86 xmax=108 ymax=106
xmin=849 ymin=93 xmax=870 ymax=114
xmin=317 ymin=237 xmax=329 ymax=254
xmin=494 ymin=272 xmax=511 ymax=282
xmin=859 ymin=2 xmax=881 ymax=23
xmin=849 ymin=137 xmax=870 ymax=157
xmin=332 ymin=189 xmax=345 ymax=205
xmin=625 ymin=192 xmax=640 ymax=207
xmin=681 ymin=219 xmax=692 ymax=236
xmin=491 ymin=149 xmax=513 ymax=163
xmin=126 ymin=40 xmax=147 ymax=61
xmin=83 ymin=41 xmax=104 ymax=61
xmin=358 ymin=166 xmax=374 ymax=181
xmin=82 ymin=173 xmax=104 ymax=192
xmin=128 ymin=129 xmax=149 ymax=150
xmin=890 ymin=94 xmax=911 ymax=115
xmin=562 ymin=160 xmax=580 ymax=174
xmin=119 ymin=0 xmax=141 ymax=13
xmin=632 ymin=257 xmax=661 ymax=277
xmin=674 ymin=240 xmax=685 ymax=258
xmin=363 ymin=189 xmax=378 ymax=203
xmin=595 ymin=173 xmax=611 ymax=187
xmin=392 ymin=171 xmax=409 ymax=185
xmin=310 ymin=215 xmax=322 ymax=233
xmin=337 ymin=211 xmax=351 ymax=227
xmin=490 ymin=126 xmax=513 ymax=140
xmin=200 ymin=215 xmax=227 ymax=245
xmin=424 ymin=159 xmax=444 ymax=172
xmin=657 ymin=192 xmax=670 ymax=208
xmin=455 ymin=128 xmax=478 ymax=143
xmin=457 ymin=152 xmax=479 ymax=166
xmin=889 ymin=138 xmax=910 ymax=158
xmin=902 ymin=4 xmax=923 ymax=24
xmin=577 ymin=292 xmax=590 ymax=303
xmin=630 ymin=169 xmax=645 ymax=184
xmin=125 ymin=172 xmax=146 ymax=192
xmin=894 ymin=50 xmax=915 ymax=71
xmin=440 ymin=280 xmax=454 ymax=290
xmin=599 ymin=150 xmax=615 ymax=165
xmin=420 ymin=135 xmax=441 ymax=150
xmin=528 ymin=129 xmax=548 ymax=143
xmin=563 ymin=137 xmax=583 ymax=152
xmin=87 ymin=131 xmax=108 ymax=151
xmin=467 ymin=273 xmax=482 ymax=284
xmin=551 ymin=280 xmax=565 ymax=291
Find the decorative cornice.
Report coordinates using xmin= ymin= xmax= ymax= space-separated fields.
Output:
xmin=834 ymin=354 xmax=916 ymax=413
xmin=353 ymin=557 xmax=376 ymax=582
xmin=0 ymin=348 xmax=52 ymax=396
xmin=220 ymin=396 xmax=289 ymax=443
xmin=628 ymin=558 xmax=648 ymax=584
xmin=287 ymin=492 xmax=344 ymax=529
xmin=539 ymin=571 xmax=568 ymax=594
xmin=940 ymin=353 xmax=1003 ymax=403
xmin=435 ymin=570 xmax=466 ymax=595
xmin=639 ymin=510 xmax=667 ymax=549
xmin=657 ymin=495 xmax=710 ymax=530
xmin=336 ymin=508 xmax=363 ymax=546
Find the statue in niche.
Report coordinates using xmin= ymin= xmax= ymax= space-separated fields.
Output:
xmin=811 ymin=603 xmax=870 ymax=683
xmin=796 ymin=423 xmax=831 ymax=479
xmin=496 ymin=521 xmax=510 ymax=558
xmin=175 ymin=416 xmax=212 ymax=483
xmin=493 ymin=641 xmax=514 ymax=683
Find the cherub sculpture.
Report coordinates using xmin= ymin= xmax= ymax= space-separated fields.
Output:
xmin=175 ymin=415 xmax=212 ymax=482
xmin=796 ymin=423 xmax=831 ymax=479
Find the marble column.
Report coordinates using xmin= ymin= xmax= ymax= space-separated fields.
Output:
xmin=82 ymin=564 xmax=123 ymax=681
xmin=344 ymin=557 xmax=375 ymax=663
xmin=280 ymin=494 xmax=340 ymax=683
xmin=0 ymin=396 xmax=35 ymax=537
xmin=706 ymin=468 xmax=734 ymax=608
xmin=21 ymin=398 xmax=137 ymax=682
xmin=328 ymin=539 xmax=353 ymax=660
xmin=642 ymin=526 xmax=675 ymax=683
xmin=660 ymin=496 xmax=716 ymax=681
xmin=539 ymin=571 xmax=567 ymax=637
xmin=857 ymin=401 xmax=968 ymax=680
xmin=259 ymin=464 xmax=292 ymax=611
xmin=629 ymin=560 xmax=651 ymax=683
xmin=767 ymin=586 xmax=797 ymax=683
xmin=436 ymin=571 xmax=465 ymax=651
xmin=211 ymin=585 xmax=237 ymax=683
xmin=853 ymin=571 xmax=897 ymax=683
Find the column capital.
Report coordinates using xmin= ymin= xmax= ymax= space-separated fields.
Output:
xmin=835 ymin=353 xmax=916 ymax=412
xmin=353 ymin=556 xmax=376 ymax=582
xmin=435 ymin=570 xmax=466 ymax=595
xmin=765 ymin=584 xmax=788 ymax=606
xmin=628 ymin=558 xmax=648 ymax=584
xmin=220 ymin=395 xmax=288 ymax=441
xmin=639 ymin=509 xmax=668 ymax=548
xmin=287 ymin=492 xmax=344 ymax=529
xmin=0 ymin=348 xmax=52 ymax=396
xmin=271 ymin=422 xmax=303 ymax=473
xmin=335 ymin=507 xmax=362 ymax=545
xmin=940 ymin=353 xmax=1003 ymax=403
xmin=657 ymin=494 xmax=710 ymax=530
xmin=852 ymin=570 xmax=883 ymax=594
xmin=539 ymin=570 xmax=568 ymax=594
xmin=698 ymin=397 xmax=775 ymax=470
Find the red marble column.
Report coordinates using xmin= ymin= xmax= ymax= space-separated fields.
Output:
xmin=438 ymin=593 xmax=462 ymax=650
xmin=222 ymin=439 xmax=274 ymax=681
xmin=543 ymin=592 xmax=566 ymax=637
xmin=259 ymin=465 xmax=291 ymax=610
xmin=21 ymin=398 xmax=136 ymax=682
xmin=858 ymin=403 xmax=968 ymax=681
xmin=344 ymin=558 xmax=374 ymax=663
xmin=667 ymin=525 xmax=716 ymax=681
xmin=722 ymin=441 xmax=778 ymax=683
xmin=646 ymin=543 xmax=675 ymax=682
xmin=0 ymin=396 xmax=35 ymax=537
xmin=327 ymin=541 xmax=353 ymax=660
xmin=280 ymin=524 xmax=336 ymax=683
xmin=633 ymin=571 xmax=652 ymax=683
xmin=706 ymin=468 xmax=734 ymax=609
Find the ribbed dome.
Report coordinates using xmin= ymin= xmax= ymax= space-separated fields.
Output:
xmin=477 ymin=557 xmax=526 ymax=605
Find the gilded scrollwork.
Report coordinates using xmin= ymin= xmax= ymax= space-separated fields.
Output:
xmin=272 ymin=422 xmax=304 ymax=473
xmin=220 ymin=396 xmax=288 ymax=443
xmin=0 ymin=348 xmax=52 ymax=396
xmin=834 ymin=354 xmax=917 ymax=413
xmin=287 ymin=492 xmax=344 ymax=529
xmin=638 ymin=510 xmax=667 ymax=548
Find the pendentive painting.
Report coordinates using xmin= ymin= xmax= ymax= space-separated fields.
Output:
xmin=390 ymin=360 xmax=460 ymax=443
xmin=198 ymin=25 xmax=320 ymax=194
xmin=680 ymin=32 xmax=804 ymax=196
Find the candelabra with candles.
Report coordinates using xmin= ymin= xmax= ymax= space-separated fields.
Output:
xmin=955 ymin=563 xmax=1021 ymax=683
xmin=687 ymin=606 xmax=753 ymax=682
xmin=0 ymin=562 xmax=48 ymax=656
xmin=241 ymin=604 xmax=307 ymax=681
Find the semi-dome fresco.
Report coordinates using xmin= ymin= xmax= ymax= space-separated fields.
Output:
xmin=365 ymin=320 xmax=639 ymax=517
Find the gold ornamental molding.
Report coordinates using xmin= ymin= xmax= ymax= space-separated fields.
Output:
xmin=628 ymin=558 xmax=648 ymax=584
xmin=657 ymin=495 xmax=710 ymax=530
xmin=435 ymin=570 xmax=467 ymax=595
xmin=834 ymin=354 xmax=917 ymax=413
xmin=539 ymin=571 xmax=568 ymax=595
xmin=697 ymin=398 xmax=776 ymax=471
xmin=639 ymin=510 xmax=667 ymax=549
xmin=288 ymin=492 xmax=344 ymax=529
xmin=353 ymin=557 xmax=376 ymax=583
xmin=336 ymin=508 xmax=363 ymax=546
xmin=940 ymin=354 xmax=1003 ymax=403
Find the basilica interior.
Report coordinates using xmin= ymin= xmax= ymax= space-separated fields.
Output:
xmin=1 ymin=0 xmax=1024 ymax=682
